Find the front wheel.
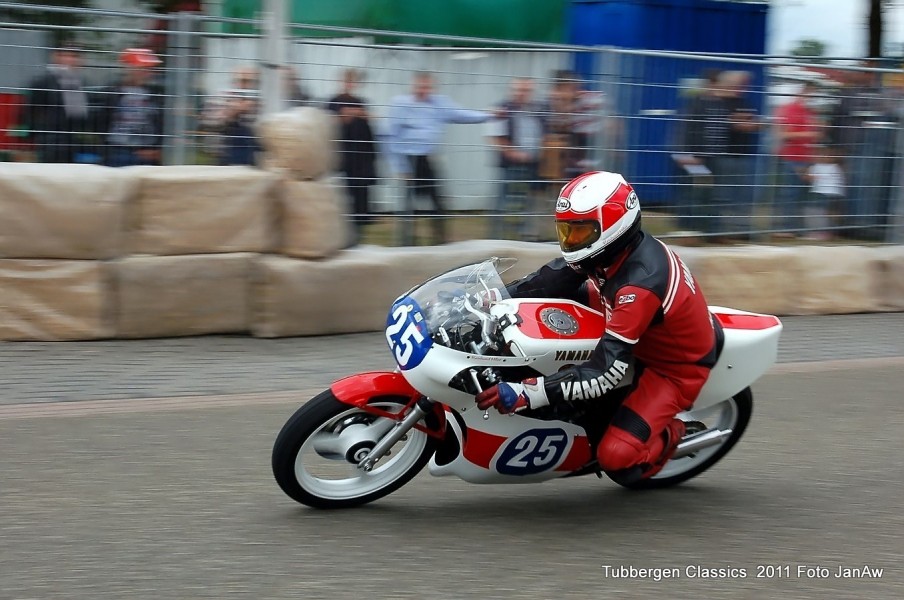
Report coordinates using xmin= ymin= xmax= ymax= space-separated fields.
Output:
xmin=609 ymin=387 xmax=753 ymax=490
xmin=272 ymin=391 xmax=437 ymax=508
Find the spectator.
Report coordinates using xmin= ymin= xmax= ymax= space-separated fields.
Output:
xmin=772 ymin=81 xmax=821 ymax=238
xmin=328 ymin=68 xmax=377 ymax=245
xmin=804 ymin=145 xmax=845 ymax=241
xmin=386 ymin=71 xmax=494 ymax=245
xmin=486 ymin=77 xmax=545 ymax=240
xmin=571 ymin=84 xmax=613 ymax=173
xmin=23 ymin=43 xmax=90 ymax=163
xmin=539 ymin=70 xmax=581 ymax=186
xmin=675 ymin=68 xmax=730 ymax=237
xmin=720 ymin=70 xmax=762 ymax=239
xmin=201 ymin=66 xmax=261 ymax=166
xmin=830 ymin=65 xmax=897 ymax=240
xmin=280 ymin=65 xmax=314 ymax=107
xmin=99 ymin=48 xmax=164 ymax=167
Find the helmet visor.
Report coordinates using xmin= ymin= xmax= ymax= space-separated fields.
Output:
xmin=556 ymin=220 xmax=601 ymax=253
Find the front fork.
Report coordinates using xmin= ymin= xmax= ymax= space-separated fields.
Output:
xmin=357 ymin=396 xmax=436 ymax=472
xmin=329 ymin=371 xmax=445 ymax=472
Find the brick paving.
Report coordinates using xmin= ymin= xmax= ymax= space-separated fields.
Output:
xmin=1 ymin=313 xmax=902 ymax=404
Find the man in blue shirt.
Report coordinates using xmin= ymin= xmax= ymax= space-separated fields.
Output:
xmin=387 ymin=72 xmax=493 ymax=245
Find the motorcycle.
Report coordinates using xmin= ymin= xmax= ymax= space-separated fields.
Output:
xmin=272 ymin=258 xmax=782 ymax=509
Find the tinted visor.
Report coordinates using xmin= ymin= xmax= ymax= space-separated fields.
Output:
xmin=556 ymin=220 xmax=601 ymax=253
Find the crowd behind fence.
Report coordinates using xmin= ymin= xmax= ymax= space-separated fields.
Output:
xmin=1 ymin=4 xmax=902 ymax=246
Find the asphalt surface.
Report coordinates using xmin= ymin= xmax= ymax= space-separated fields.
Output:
xmin=1 ymin=314 xmax=904 ymax=599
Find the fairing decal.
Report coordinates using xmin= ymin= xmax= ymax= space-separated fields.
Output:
xmin=516 ymin=301 xmax=606 ymax=341
xmin=461 ymin=425 xmax=591 ymax=474
xmin=331 ymin=371 xmax=418 ymax=405
xmin=714 ymin=313 xmax=782 ymax=331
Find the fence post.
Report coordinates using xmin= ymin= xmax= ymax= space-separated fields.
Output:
xmin=889 ymin=117 xmax=904 ymax=243
xmin=260 ymin=0 xmax=287 ymax=115
xmin=758 ymin=60 xmax=778 ymax=241
xmin=163 ymin=11 xmax=193 ymax=165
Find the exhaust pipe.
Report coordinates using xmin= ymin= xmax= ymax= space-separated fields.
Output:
xmin=671 ymin=428 xmax=732 ymax=459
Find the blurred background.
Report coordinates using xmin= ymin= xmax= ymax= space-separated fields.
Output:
xmin=2 ymin=6 xmax=904 ymax=598
xmin=1 ymin=0 xmax=902 ymax=246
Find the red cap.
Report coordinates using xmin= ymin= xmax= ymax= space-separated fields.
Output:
xmin=120 ymin=48 xmax=161 ymax=68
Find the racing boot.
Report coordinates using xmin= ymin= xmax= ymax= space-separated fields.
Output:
xmin=605 ymin=419 xmax=694 ymax=485
xmin=639 ymin=418 xmax=692 ymax=479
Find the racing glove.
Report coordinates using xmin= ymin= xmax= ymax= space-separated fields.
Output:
xmin=475 ymin=378 xmax=550 ymax=414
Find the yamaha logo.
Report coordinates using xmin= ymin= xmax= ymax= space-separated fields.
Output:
xmin=626 ymin=191 xmax=638 ymax=210
xmin=556 ymin=197 xmax=571 ymax=212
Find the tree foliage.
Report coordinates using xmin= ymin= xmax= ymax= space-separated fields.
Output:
xmin=790 ymin=38 xmax=828 ymax=62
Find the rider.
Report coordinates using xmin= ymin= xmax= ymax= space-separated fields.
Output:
xmin=475 ymin=171 xmax=720 ymax=482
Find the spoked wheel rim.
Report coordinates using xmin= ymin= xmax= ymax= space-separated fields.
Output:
xmin=651 ymin=397 xmax=739 ymax=480
xmin=294 ymin=402 xmax=428 ymax=501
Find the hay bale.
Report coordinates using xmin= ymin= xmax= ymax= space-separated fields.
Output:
xmin=279 ymin=178 xmax=351 ymax=259
xmin=125 ymin=165 xmax=279 ymax=256
xmin=113 ymin=253 xmax=253 ymax=338
xmin=257 ymin=107 xmax=338 ymax=180
xmin=692 ymin=246 xmax=799 ymax=315
xmin=790 ymin=245 xmax=880 ymax=314
xmin=251 ymin=251 xmax=400 ymax=337
xmin=0 ymin=163 xmax=136 ymax=259
xmin=0 ymin=259 xmax=112 ymax=340
xmin=873 ymin=246 xmax=904 ymax=311
xmin=253 ymin=241 xmax=568 ymax=337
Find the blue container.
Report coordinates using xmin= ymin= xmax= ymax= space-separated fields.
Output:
xmin=569 ymin=0 xmax=767 ymax=53
xmin=567 ymin=0 xmax=769 ymax=204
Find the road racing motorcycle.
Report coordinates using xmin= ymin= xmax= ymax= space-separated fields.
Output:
xmin=272 ymin=258 xmax=782 ymax=508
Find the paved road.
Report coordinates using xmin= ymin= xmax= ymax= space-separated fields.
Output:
xmin=1 ymin=315 xmax=904 ymax=599
xmin=2 ymin=313 xmax=904 ymax=404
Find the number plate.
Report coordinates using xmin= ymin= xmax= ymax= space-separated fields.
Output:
xmin=495 ymin=428 xmax=569 ymax=476
xmin=385 ymin=297 xmax=432 ymax=371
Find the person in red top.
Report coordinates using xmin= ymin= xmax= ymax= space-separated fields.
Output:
xmin=773 ymin=81 xmax=821 ymax=237
xmin=475 ymin=171 xmax=720 ymax=483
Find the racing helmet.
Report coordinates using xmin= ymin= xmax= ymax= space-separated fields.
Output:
xmin=554 ymin=171 xmax=642 ymax=273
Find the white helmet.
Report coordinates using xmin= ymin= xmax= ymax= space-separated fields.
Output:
xmin=554 ymin=171 xmax=642 ymax=273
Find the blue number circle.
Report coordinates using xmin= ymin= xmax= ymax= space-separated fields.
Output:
xmin=495 ymin=428 xmax=569 ymax=476
xmin=384 ymin=296 xmax=432 ymax=371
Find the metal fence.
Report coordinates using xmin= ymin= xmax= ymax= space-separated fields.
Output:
xmin=1 ymin=3 xmax=902 ymax=246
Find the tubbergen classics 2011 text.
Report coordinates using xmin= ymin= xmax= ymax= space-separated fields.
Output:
xmin=600 ymin=564 xmax=884 ymax=581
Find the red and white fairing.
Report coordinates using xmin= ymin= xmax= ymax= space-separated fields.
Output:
xmin=406 ymin=296 xmax=781 ymax=484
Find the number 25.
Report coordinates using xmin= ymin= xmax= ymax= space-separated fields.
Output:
xmin=394 ymin=322 xmax=425 ymax=367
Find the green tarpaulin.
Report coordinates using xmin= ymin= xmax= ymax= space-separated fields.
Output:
xmin=219 ymin=0 xmax=566 ymax=44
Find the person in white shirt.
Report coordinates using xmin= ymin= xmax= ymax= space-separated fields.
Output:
xmin=805 ymin=146 xmax=845 ymax=240
xmin=386 ymin=72 xmax=494 ymax=245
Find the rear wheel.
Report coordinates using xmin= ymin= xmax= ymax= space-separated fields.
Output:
xmin=272 ymin=391 xmax=438 ymax=508
xmin=609 ymin=387 xmax=753 ymax=490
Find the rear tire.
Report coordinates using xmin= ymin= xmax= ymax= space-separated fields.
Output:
xmin=272 ymin=391 xmax=438 ymax=509
xmin=608 ymin=387 xmax=753 ymax=490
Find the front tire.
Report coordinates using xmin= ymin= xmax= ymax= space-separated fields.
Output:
xmin=609 ymin=387 xmax=753 ymax=490
xmin=272 ymin=390 xmax=438 ymax=508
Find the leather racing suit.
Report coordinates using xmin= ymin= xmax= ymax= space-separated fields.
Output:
xmin=505 ymin=230 xmax=722 ymax=480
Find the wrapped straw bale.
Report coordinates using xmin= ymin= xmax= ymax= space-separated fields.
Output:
xmin=257 ymin=107 xmax=338 ymax=180
xmin=0 ymin=163 xmax=135 ymax=259
xmin=0 ymin=259 xmax=112 ymax=340
xmin=125 ymin=165 xmax=279 ymax=255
